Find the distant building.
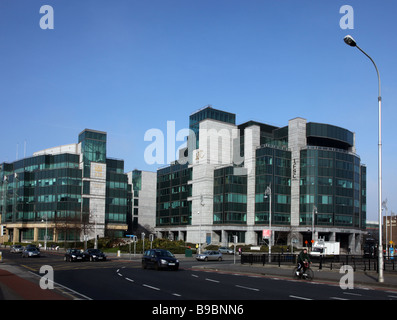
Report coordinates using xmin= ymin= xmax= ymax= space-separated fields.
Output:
xmin=155 ymin=106 xmax=367 ymax=253
xmin=0 ymin=129 xmax=129 ymax=243
xmin=383 ymin=216 xmax=397 ymax=250
xmin=365 ymin=220 xmax=379 ymax=241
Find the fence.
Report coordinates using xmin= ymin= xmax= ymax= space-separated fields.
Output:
xmin=240 ymin=253 xmax=397 ymax=272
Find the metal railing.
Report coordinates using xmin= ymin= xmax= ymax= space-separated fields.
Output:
xmin=240 ymin=253 xmax=397 ymax=272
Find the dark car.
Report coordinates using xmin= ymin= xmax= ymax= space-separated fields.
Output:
xmin=142 ymin=249 xmax=179 ymax=271
xmin=82 ymin=248 xmax=107 ymax=262
xmin=64 ymin=248 xmax=84 ymax=262
xmin=26 ymin=244 xmax=40 ymax=252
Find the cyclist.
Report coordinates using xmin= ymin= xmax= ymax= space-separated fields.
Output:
xmin=296 ymin=248 xmax=311 ymax=276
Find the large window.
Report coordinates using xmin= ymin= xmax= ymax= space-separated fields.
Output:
xmin=299 ymin=147 xmax=363 ymax=228
xmin=213 ymin=166 xmax=247 ymax=225
xmin=156 ymin=163 xmax=192 ymax=226
xmin=255 ymin=147 xmax=291 ymax=225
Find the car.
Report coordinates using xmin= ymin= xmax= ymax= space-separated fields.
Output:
xmin=82 ymin=248 xmax=107 ymax=262
xmin=21 ymin=247 xmax=41 ymax=258
xmin=25 ymin=244 xmax=40 ymax=252
xmin=218 ymin=247 xmax=234 ymax=254
xmin=10 ymin=245 xmax=24 ymax=253
xmin=196 ymin=250 xmax=223 ymax=261
xmin=142 ymin=249 xmax=179 ymax=271
xmin=64 ymin=248 xmax=84 ymax=262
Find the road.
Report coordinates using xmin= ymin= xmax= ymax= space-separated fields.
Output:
xmin=2 ymin=249 xmax=397 ymax=302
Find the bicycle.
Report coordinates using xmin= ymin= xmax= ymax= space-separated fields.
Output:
xmin=293 ymin=262 xmax=314 ymax=281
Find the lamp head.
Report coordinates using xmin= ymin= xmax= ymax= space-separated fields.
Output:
xmin=344 ymin=35 xmax=357 ymax=47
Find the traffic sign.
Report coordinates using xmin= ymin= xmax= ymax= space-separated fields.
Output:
xmin=262 ymin=229 xmax=271 ymax=239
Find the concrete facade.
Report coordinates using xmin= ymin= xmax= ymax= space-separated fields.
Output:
xmin=128 ymin=170 xmax=157 ymax=232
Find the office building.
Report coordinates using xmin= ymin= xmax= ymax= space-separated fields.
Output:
xmin=155 ymin=106 xmax=366 ymax=252
xmin=0 ymin=129 xmax=129 ymax=243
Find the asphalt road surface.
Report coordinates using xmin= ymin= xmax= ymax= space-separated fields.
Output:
xmin=2 ymin=249 xmax=397 ymax=302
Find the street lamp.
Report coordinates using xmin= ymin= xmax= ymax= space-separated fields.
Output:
xmin=41 ymin=214 xmax=48 ymax=250
xmin=264 ymin=185 xmax=272 ymax=262
xmin=198 ymin=195 xmax=204 ymax=254
xmin=312 ymin=206 xmax=317 ymax=246
xmin=344 ymin=35 xmax=384 ymax=283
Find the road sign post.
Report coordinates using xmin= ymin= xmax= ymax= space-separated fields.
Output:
xmin=142 ymin=233 xmax=145 ymax=254
xmin=149 ymin=234 xmax=154 ymax=249
xmin=126 ymin=235 xmax=138 ymax=258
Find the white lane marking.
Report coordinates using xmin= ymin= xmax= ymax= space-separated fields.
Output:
xmin=205 ymin=278 xmax=220 ymax=283
xmin=125 ymin=278 xmax=134 ymax=283
xmin=143 ymin=284 xmax=160 ymax=291
xmin=343 ymin=292 xmax=361 ymax=297
xmin=235 ymin=285 xmax=259 ymax=292
xmin=289 ymin=295 xmax=313 ymax=300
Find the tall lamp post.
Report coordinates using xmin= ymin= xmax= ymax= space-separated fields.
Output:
xmin=198 ymin=195 xmax=204 ymax=254
xmin=344 ymin=35 xmax=384 ymax=283
xmin=312 ymin=205 xmax=317 ymax=245
xmin=41 ymin=214 xmax=48 ymax=250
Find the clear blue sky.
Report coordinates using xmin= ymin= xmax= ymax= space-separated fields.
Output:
xmin=1 ymin=0 xmax=396 ymax=221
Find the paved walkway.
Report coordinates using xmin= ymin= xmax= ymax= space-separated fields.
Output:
xmin=0 ymin=264 xmax=68 ymax=300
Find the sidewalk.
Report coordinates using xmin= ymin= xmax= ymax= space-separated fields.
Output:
xmin=0 ymin=264 xmax=68 ymax=300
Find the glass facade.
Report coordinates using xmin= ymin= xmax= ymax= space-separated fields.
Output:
xmin=306 ymin=123 xmax=354 ymax=150
xmin=299 ymin=147 xmax=364 ymax=228
xmin=106 ymin=158 xmax=129 ymax=227
xmin=0 ymin=154 xmax=82 ymax=224
xmin=255 ymin=146 xmax=291 ymax=225
xmin=79 ymin=130 xmax=106 ymax=178
xmin=130 ymin=169 xmax=142 ymax=230
xmin=213 ymin=166 xmax=247 ymax=224
xmin=189 ymin=106 xmax=236 ymax=149
xmin=0 ymin=129 xmax=129 ymax=242
xmin=156 ymin=163 xmax=192 ymax=226
xmin=360 ymin=166 xmax=367 ymax=229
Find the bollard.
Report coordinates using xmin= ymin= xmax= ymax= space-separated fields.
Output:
xmin=0 ymin=251 xmax=2 ymax=263
xmin=117 ymin=250 xmax=120 ymax=257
